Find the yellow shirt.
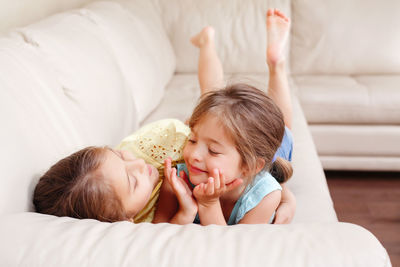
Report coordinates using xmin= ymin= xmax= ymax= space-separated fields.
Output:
xmin=116 ymin=119 xmax=190 ymax=223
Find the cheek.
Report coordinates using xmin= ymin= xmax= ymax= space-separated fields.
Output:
xmin=183 ymin=145 xmax=190 ymax=161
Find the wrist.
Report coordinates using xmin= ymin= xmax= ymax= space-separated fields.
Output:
xmin=178 ymin=206 xmax=197 ymax=219
xmin=198 ymin=198 xmax=220 ymax=210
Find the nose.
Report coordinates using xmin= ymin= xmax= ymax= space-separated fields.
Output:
xmin=188 ymin=145 xmax=203 ymax=163
xmin=129 ymin=158 xmax=147 ymax=173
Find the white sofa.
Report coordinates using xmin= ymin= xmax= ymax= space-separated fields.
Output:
xmin=0 ymin=0 xmax=392 ymax=266
xmin=290 ymin=0 xmax=400 ymax=171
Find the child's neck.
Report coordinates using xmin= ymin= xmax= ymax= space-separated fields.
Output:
xmin=220 ymin=182 xmax=246 ymax=203
xmin=219 ymin=183 xmax=246 ymax=221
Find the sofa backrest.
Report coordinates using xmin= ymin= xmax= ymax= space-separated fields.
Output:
xmin=0 ymin=0 xmax=175 ymax=215
xmin=157 ymin=0 xmax=291 ymax=74
xmin=290 ymin=0 xmax=400 ymax=75
xmin=0 ymin=0 xmax=98 ymax=34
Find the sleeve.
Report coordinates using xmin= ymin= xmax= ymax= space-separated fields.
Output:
xmin=274 ymin=126 xmax=293 ymax=162
xmin=116 ymin=119 xmax=190 ymax=169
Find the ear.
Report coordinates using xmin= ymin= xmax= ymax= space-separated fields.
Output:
xmin=241 ymin=158 xmax=266 ymax=177
xmin=255 ymin=158 xmax=266 ymax=174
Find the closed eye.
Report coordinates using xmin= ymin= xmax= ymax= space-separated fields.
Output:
xmin=188 ymin=139 xmax=196 ymax=144
xmin=208 ymin=149 xmax=220 ymax=155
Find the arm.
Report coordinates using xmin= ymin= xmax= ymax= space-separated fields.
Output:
xmin=238 ymin=190 xmax=281 ymax=224
xmin=196 ymin=179 xmax=227 ymax=226
xmin=273 ymin=183 xmax=296 ymax=224
xmin=153 ymin=159 xmax=198 ymax=224
xmin=194 ymin=169 xmax=243 ymax=226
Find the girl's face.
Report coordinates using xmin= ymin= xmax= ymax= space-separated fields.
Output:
xmin=99 ymin=149 xmax=159 ymax=218
xmin=183 ymin=114 xmax=245 ymax=186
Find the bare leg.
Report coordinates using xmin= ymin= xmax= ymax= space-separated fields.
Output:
xmin=191 ymin=26 xmax=225 ymax=95
xmin=266 ymin=9 xmax=293 ymax=129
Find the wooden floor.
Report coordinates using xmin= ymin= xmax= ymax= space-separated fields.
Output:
xmin=326 ymin=171 xmax=400 ymax=267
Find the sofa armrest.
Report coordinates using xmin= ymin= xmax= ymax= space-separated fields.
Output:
xmin=0 ymin=212 xmax=391 ymax=267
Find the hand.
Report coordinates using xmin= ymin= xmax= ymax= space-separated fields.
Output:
xmin=164 ymin=158 xmax=197 ymax=218
xmin=273 ymin=201 xmax=295 ymax=224
xmin=193 ymin=168 xmax=243 ymax=207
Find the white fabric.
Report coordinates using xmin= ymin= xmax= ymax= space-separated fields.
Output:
xmin=291 ymin=0 xmax=400 ymax=74
xmin=144 ymin=74 xmax=338 ymax=223
xmin=0 ymin=212 xmax=391 ymax=267
xmin=156 ymin=0 xmax=290 ymax=73
xmin=321 ymin=156 xmax=400 ymax=171
xmin=0 ymin=0 xmax=97 ymax=34
xmin=310 ymin=125 xmax=400 ymax=157
xmin=0 ymin=0 xmax=391 ymax=266
xmin=0 ymin=5 xmax=142 ymax=214
xmin=294 ymin=75 xmax=400 ymax=124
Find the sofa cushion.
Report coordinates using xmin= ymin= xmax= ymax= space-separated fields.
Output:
xmin=144 ymin=74 xmax=337 ymax=223
xmin=156 ymin=0 xmax=291 ymax=73
xmin=82 ymin=1 xmax=176 ymax=122
xmin=0 ymin=213 xmax=390 ymax=267
xmin=311 ymin=124 xmax=400 ymax=155
xmin=291 ymin=0 xmax=400 ymax=74
xmin=0 ymin=0 xmax=96 ymax=34
xmin=0 ymin=7 xmax=142 ymax=214
xmin=294 ymin=75 xmax=400 ymax=124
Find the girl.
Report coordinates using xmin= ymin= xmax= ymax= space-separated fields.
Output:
xmin=33 ymin=9 xmax=295 ymax=225
xmin=153 ymin=8 xmax=294 ymax=225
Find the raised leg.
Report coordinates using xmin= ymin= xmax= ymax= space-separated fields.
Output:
xmin=266 ymin=8 xmax=293 ymax=129
xmin=191 ymin=26 xmax=225 ymax=95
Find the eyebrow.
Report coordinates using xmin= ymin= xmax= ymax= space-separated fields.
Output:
xmin=109 ymin=148 xmax=132 ymax=193
xmin=191 ymin=130 xmax=223 ymax=146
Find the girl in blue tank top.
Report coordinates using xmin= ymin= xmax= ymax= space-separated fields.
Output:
xmin=154 ymin=9 xmax=294 ymax=225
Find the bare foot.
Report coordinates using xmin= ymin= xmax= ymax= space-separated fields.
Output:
xmin=266 ymin=8 xmax=291 ymax=66
xmin=190 ymin=26 xmax=215 ymax=47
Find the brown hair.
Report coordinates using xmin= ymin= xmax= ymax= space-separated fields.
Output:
xmin=33 ymin=146 xmax=129 ymax=222
xmin=189 ymin=83 xmax=293 ymax=183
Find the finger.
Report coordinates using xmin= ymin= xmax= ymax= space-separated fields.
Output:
xmin=193 ymin=183 xmax=202 ymax=196
xmin=163 ymin=158 xmax=172 ymax=178
xmin=169 ymin=168 xmax=178 ymax=187
xmin=218 ymin=170 xmax=225 ymax=189
xmin=225 ymin=178 xmax=243 ymax=192
xmin=177 ymin=173 xmax=193 ymax=195
xmin=206 ymin=177 xmax=214 ymax=195
xmin=213 ymin=169 xmax=220 ymax=190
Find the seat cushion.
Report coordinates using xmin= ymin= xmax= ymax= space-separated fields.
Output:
xmin=294 ymin=75 xmax=400 ymax=124
xmin=144 ymin=73 xmax=337 ymax=223
xmin=310 ymin=125 xmax=400 ymax=157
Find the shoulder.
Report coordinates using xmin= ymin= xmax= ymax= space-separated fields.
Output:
xmin=251 ymin=171 xmax=282 ymax=194
xmin=237 ymin=188 xmax=281 ymax=224
xmin=231 ymin=172 xmax=281 ymax=224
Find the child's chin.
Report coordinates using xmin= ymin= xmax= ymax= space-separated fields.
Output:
xmin=188 ymin=174 xmax=208 ymax=186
